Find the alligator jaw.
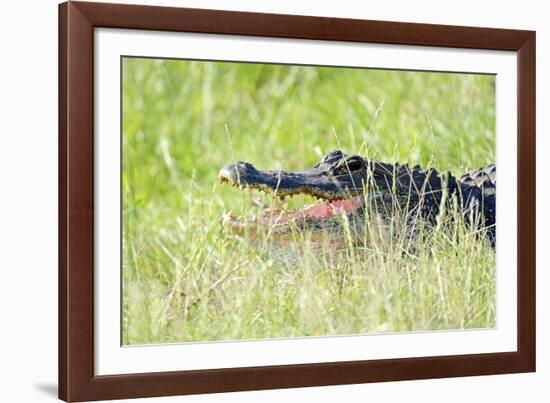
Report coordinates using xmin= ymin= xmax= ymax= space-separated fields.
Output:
xmin=221 ymin=195 xmax=365 ymax=239
xmin=218 ymin=160 xmax=366 ymax=238
xmin=218 ymin=161 xmax=365 ymax=201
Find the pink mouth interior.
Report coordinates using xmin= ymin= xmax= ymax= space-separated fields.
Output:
xmin=262 ymin=195 xmax=364 ymax=225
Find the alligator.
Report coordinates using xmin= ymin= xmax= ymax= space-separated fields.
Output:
xmin=219 ymin=150 xmax=496 ymax=249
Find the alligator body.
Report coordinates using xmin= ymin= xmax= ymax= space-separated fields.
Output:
xmin=219 ymin=150 xmax=496 ymax=248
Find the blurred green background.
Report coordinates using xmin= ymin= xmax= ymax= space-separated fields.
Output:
xmin=122 ymin=58 xmax=496 ymax=344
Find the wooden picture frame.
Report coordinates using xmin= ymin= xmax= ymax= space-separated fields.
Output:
xmin=59 ymin=1 xmax=536 ymax=401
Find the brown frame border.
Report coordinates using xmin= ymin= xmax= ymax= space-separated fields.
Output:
xmin=59 ymin=1 xmax=536 ymax=401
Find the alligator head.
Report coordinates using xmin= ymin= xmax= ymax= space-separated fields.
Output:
xmin=218 ymin=150 xmax=406 ymax=241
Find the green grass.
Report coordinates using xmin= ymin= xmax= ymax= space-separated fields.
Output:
xmin=122 ymin=57 xmax=496 ymax=345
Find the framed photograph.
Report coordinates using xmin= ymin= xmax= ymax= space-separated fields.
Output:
xmin=59 ymin=1 xmax=536 ymax=401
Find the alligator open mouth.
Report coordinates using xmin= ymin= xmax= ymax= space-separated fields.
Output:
xmin=218 ymin=153 xmax=368 ymax=239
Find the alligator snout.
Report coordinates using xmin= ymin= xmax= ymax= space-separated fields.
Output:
xmin=218 ymin=155 xmax=369 ymax=200
xmin=219 ymin=162 xmax=258 ymax=185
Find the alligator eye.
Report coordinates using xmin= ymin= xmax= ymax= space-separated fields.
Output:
xmin=346 ymin=159 xmax=363 ymax=171
xmin=334 ymin=157 xmax=364 ymax=174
